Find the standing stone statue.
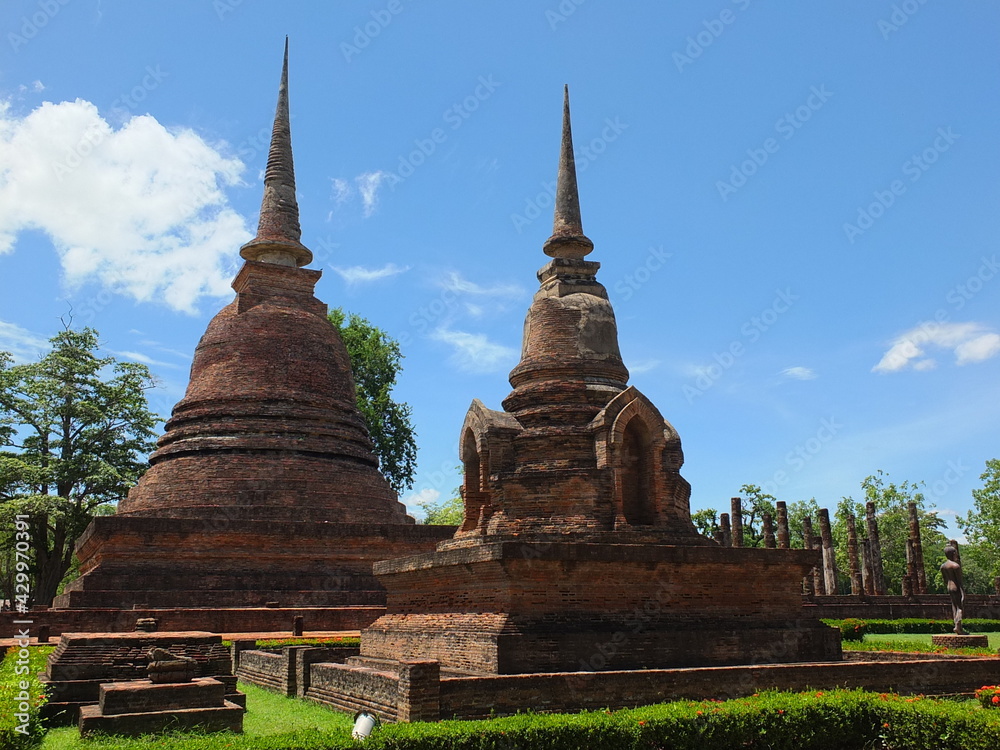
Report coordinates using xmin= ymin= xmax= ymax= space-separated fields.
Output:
xmin=939 ymin=543 xmax=966 ymax=635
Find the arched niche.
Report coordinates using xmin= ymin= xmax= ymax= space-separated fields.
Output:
xmin=620 ymin=416 xmax=655 ymax=525
xmin=458 ymin=427 xmax=488 ymax=534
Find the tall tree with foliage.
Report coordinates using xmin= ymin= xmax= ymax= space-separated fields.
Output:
xmin=328 ymin=308 xmax=417 ymax=494
xmin=958 ymin=459 xmax=1000 ymax=584
xmin=0 ymin=327 xmax=157 ymax=605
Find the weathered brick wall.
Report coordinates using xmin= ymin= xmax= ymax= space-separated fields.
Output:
xmin=305 ymin=662 xmax=399 ymax=722
xmin=365 ymin=541 xmax=840 ymax=673
xmin=1 ymin=605 xmax=383 ymax=638
xmin=805 ymin=594 xmax=1000 ymax=620
xmin=234 ymin=650 xmax=285 ymax=694
xmin=437 ymin=657 xmax=1000 ymax=719
xmin=53 ymin=516 xmax=454 ymax=610
xmin=234 ymin=646 xmax=359 ymax=696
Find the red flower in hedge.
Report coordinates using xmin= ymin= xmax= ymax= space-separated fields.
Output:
xmin=993 ymin=696 xmax=999 ymax=705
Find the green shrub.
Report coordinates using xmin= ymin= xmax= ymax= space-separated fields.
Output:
xmin=838 ymin=618 xmax=868 ymax=641
xmin=0 ymin=645 xmax=52 ymax=749
xmin=978 ymin=685 xmax=1000 ymax=709
xmin=822 ymin=617 xmax=1000 ymax=635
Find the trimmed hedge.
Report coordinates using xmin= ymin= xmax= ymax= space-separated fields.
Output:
xmin=823 ymin=617 xmax=1000 ymax=635
xmin=0 ymin=644 xmax=51 ymax=749
xmin=38 ymin=690 xmax=1000 ymax=750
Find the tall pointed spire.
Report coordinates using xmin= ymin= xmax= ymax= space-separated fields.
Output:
xmin=542 ymin=85 xmax=594 ymax=259
xmin=240 ymin=37 xmax=313 ymax=267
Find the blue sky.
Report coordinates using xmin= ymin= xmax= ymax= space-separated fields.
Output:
xmin=1 ymin=1 xmax=998 ymax=536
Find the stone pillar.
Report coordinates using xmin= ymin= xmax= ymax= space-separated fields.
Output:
xmin=730 ymin=497 xmax=743 ymax=547
xmin=901 ymin=573 xmax=913 ymax=598
xmin=865 ymin=501 xmax=886 ymax=595
xmin=720 ymin=513 xmax=732 ymax=547
xmin=397 ymin=660 xmax=440 ymax=723
xmin=812 ymin=535 xmax=824 ymax=595
xmin=861 ymin=537 xmax=874 ymax=596
xmin=845 ymin=513 xmax=864 ymax=596
xmin=775 ymin=501 xmax=790 ymax=549
xmin=293 ymin=615 xmax=304 ymax=637
xmin=905 ymin=537 xmax=917 ymax=597
xmin=802 ymin=516 xmax=817 ymax=593
xmin=713 ymin=527 xmax=725 ymax=545
xmin=38 ymin=625 xmax=50 ymax=644
xmin=818 ymin=509 xmax=838 ymax=595
xmin=907 ymin=502 xmax=927 ymax=594
xmin=762 ymin=512 xmax=776 ymax=548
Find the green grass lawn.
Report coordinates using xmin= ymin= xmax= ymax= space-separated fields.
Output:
xmin=864 ymin=631 xmax=1000 ymax=651
xmin=40 ymin=682 xmax=355 ymax=749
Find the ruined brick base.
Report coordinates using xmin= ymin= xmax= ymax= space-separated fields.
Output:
xmin=1 ymin=606 xmax=382 ymax=640
xmin=931 ymin=634 xmax=991 ymax=648
xmin=40 ymin=632 xmax=242 ymax=726
xmin=306 ymin=656 xmax=1000 ymax=722
xmin=362 ymin=540 xmax=842 ymax=674
xmin=79 ymin=677 xmax=243 ymax=737
xmin=53 ymin=515 xmax=454 ymax=609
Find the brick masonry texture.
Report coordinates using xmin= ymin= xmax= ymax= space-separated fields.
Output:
xmin=1 ymin=605 xmax=384 ymax=637
xmin=57 ymin=260 xmax=454 ymax=613
xmin=40 ymin=631 xmax=241 ymax=725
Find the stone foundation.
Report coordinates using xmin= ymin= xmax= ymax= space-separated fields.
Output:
xmin=40 ymin=632 xmax=242 ymax=725
xmin=276 ymin=654 xmax=1000 ymax=721
xmin=54 ymin=516 xmax=454 ymax=610
xmin=362 ymin=540 xmax=841 ymax=674
xmin=931 ymin=634 xmax=991 ymax=649
xmin=79 ymin=678 xmax=243 ymax=737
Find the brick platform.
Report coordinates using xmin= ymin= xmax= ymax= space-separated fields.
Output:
xmin=40 ymin=631 xmax=243 ymax=725
xmin=361 ymin=540 xmax=841 ymax=674
xmin=79 ymin=678 xmax=243 ymax=737
xmin=931 ymin=634 xmax=991 ymax=649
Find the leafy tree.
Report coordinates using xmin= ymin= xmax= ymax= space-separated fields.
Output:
xmin=690 ymin=507 xmax=718 ymax=539
xmin=417 ymin=467 xmax=464 ymax=525
xmin=958 ymin=459 xmax=1000 ymax=584
xmin=837 ymin=471 xmax=948 ymax=595
xmin=419 ymin=494 xmax=464 ymax=525
xmin=0 ymin=327 xmax=157 ymax=606
xmin=785 ymin=498 xmax=821 ymax=549
xmin=328 ymin=308 xmax=417 ymax=494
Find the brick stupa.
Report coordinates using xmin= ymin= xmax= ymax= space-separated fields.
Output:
xmin=354 ymin=88 xmax=842 ymax=674
xmin=54 ymin=42 xmax=452 ymax=617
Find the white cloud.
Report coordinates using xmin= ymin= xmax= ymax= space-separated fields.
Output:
xmin=628 ymin=358 xmax=660 ymax=375
xmin=330 ymin=177 xmax=350 ymax=206
xmin=781 ymin=366 xmax=817 ymax=381
xmin=873 ymin=321 xmax=1000 ymax=373
xmin=431 ymin=327 xmax=518 ymax=374
xmin=0 ymin=99 xmax=250 ymax=313
xmin=355 ymin=171 xmax=387 ymax=217
xmin=326 ymin=171 xmax=388 ymax=218
xmin=438 ymin=271 xmax=523 ymax=298
xmin=106 ymin=349 xmax=180 ymax=368
xmin=955 ymin=333 xmax=1000 ymax=365
xmin=332 ymin=263 xmax=409 ymax=285
xmin=403 ymin=487 xmax=440 ymax=513
xmin=0 ymin=320 xmax=49 ymax=363
xmin=32 ymin=81 xmax=45 ymax=92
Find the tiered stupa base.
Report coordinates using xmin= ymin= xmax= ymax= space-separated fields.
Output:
xmin=54 ymin=516 xmax=454 ymax=611
xmin=357 ymin=538 xmax=842 ymax=675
